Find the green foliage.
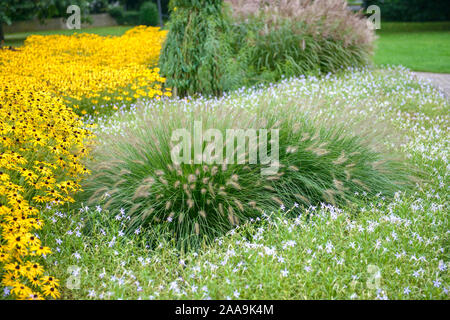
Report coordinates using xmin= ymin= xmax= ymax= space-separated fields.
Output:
xmin=158 ymin=0 xmax=240 ymax=97
xmin=80 ymin=107 xmax=277 ymax=250
xmin=139 ymin=1 xmax=159 ymax=26
xmin=0 ymin=0 xmax=37 ymax=24
xmin=40 ymin=68 xmax=447 ymax=299
xmin=108 ymin=6 xmax=125 ymax=24
xmin=363 ymin=0 xmax=450 ymax=22
xmin=267 ymin=108 xmax=407 ymax=211
xmin=89 ymin=0 xmax=113 ymax=14
xmin=119 ymin=0 xmax=169 ymax=18
xmin=108 ymin=6 xmax=140 ymax=26
xmin=36 ymin=0 xmax=91 ymax=19
xmin=119 ymin=0 xmax=146 ymax=10
xmin=109 ymin=2 xmax=160 ymax=26
xmin=0 ymin=0 xmax=91 ymax=24
xmin=122 ymin=10 xmax=140 ymax=25
xmin=0 ymin=0 xmax=88 ymax=43
xmin=246 ymin=23 xmax=371 ymax=82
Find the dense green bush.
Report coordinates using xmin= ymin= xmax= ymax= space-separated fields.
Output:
xmin=108 ymin=6 xmax=125 ymax=24
xmin=81 ymin=99 xmax=408 ymax=250
xmin=139 ymin=2 xmax=159 ymax=26
xmin=159 ymin=0 xmax=242 ymax=97
xmin=122 ymin=11 xmax=140 ymax=25
xmin=363 ymin=0 xmax=450 ymax=22
xmin=108 ymin=6 xmax=139 ymax=26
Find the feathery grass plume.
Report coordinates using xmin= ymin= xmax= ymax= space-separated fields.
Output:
xmin=80 ymin=104 xmax=279 ymax=250
xmin=81 ymin=92 xmax=409 ymax=250
xmin=226 ymin=0 xmax=375 ymax=82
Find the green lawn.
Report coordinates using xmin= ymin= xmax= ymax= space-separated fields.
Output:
xmin=3 ymin=26 xmax=133 ymax=47
xmin=375 ymin=22 xmax=450 ymax=73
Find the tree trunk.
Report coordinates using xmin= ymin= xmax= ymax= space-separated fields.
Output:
xmin=157 ymin=0 xmax=163 ymax=27
xmin=0 ymin=23 xmax=4 ymax=47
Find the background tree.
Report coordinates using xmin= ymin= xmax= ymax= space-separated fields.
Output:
xmin=0 ymin=0 xmax=37 ymax=45
xmin=35 ymin=0 xmax=90 ymax=20
xmin=0 ymin=0 xmax=90 ymax=47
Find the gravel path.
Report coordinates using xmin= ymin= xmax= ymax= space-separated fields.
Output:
xmin=412 ymin=72 xmax=450 ymax=99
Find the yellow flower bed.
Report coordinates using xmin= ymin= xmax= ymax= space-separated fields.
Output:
xmin=0 ymin=26 xmax=169 ymax=299
xmin=0 ymin=88 xmax=94 ymax=299
xmin=1 ymin=26 xmax=170 ymax=114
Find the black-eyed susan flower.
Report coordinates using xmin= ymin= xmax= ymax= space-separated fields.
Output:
xmin=28 ymin=292 xmax=44 ymax=300
xmin=11 ymin=283 xmax=33 ymax=299
xmin=42 ymin=285 xmax=60 ymax=299
xmin=41 ymin=276 xmax=60 ymax=287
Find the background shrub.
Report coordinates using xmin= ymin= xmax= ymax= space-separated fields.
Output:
xmin=108 ymin=6 xmax=125 ymax=24
xmin=122 ymin=11 xmax=140 ymax=25
xmin=108 ymin=6 xmax=146 ymax=26
xmin=158 ymin=0 xmax=242 ymax=97
xmin=139 ymin=1 xmax=159 ymax=26
xmin=363 ymin=0 xmax=450 ymax=22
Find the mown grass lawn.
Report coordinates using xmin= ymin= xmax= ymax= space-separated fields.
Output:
xmin=3 ymin=26 xmax=133 ymax=47
xmin=375 ymin=22 xmax=450 ymax=73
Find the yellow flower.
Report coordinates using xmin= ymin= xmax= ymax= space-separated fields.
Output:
xmin=11 ymin=283 xmax=33 ymax=299
xmin=28 ymin=276 xmax=41 ymax=287
xmin=0 ymin=26 xmax=170 ymax=118
xmin=2 ymin=272 xmax=18 ymax=287
xmin=26 ymin=261 xmax=44 ymax=276
xmin=32 ymin=246 xmax=52 ymax=256
xmin=42 ymin=285 xmax=60 ymax=299
xmin=0 ymin=252 xmax=9 ymax=262
xmin=4 ymin=262 xmax=24 ymax=276
xmin=41 ymin=275 xmax=60 ymax=287
xmin=28 ymin=292 xmax=44 ymax=300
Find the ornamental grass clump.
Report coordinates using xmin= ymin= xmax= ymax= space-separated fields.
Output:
xmin=227 ymin=0 xmax=375 ymax=82
xmin=81 ymin=97 xmax=408 ymax=250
